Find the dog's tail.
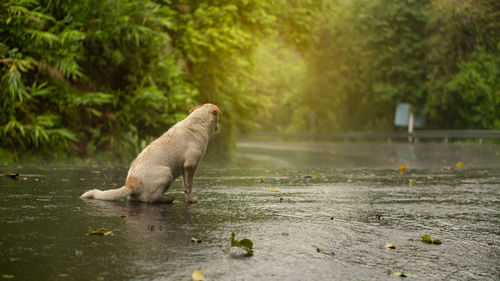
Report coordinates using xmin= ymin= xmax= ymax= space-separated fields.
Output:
xmin=80 ymin=186 xmax=132 ymax=201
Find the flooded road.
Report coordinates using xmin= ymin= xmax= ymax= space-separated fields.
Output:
xmin=1 ymin=141 xmax=499 ymax=280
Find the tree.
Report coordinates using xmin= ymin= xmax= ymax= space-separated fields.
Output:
xmin=0 ymin=0 xmax=279 ymax=162
xmin=291 ymin=0 xmax=429 ymax=132
xmin=424 ymin=0 xmax=500 ymax=129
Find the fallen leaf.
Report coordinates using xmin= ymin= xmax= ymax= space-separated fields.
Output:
xmin=222 ymin=247 xmax=230 ymax=253
xmin=314 ymin=246 xmax=335 ymax=256
xmin=268 ymin=187 xmax=279 ymax=192
xmin=231 ymin=232 xmax=253 ymax=255
xmin=2 ymin=274 xmax=14 ymax=279
xmin=398 ymin=166 xmax=406 ymax=174
xmin=87 ymin=227 xmax=112 ymax=236
xmin=192 ymin=269 xmax=205 ymax=281
xmin=421 ymin=234 xmax=432 ymax=244
xmin=408 ymin=179 xmax=416 ymax=184
xmin=456 ymin=161 xmax=463 ymax=168
xmin=119 ymin=215 xmax=127 ymax=218
xmin=4 ymin=173 xmax=19 ymax=180
xmin=191 ymin=237 xmax=202 ymax=243
xmin=385 ymin=242 xmax=396 ymax=249
xmin=421 ymin=234 xmax=441 ymax=244
xmin=388 ymin=270 xmax=408 ymax=277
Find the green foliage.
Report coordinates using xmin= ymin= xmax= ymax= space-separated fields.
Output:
xmin=251 ymin=39 xmax=307 ymax=132
xmin=176 ymin=0 xmax=276 ymax=161
xmin=291 ymin=0 xmax=430 ymax=132
xmin=424 ymin=0 xmax=500 ymax=129
xmin=260 ymin=0 xmax=499 ymax=133
xmin=0 ymin=0 xmax=199 ymax=162
xmin=0 ymin=0 xmax=287 ymax=162
xmin=1 ymin=0 xmax=497 ymax=163
xmin=2 ymin=0 xmax=309 ymax=163
xmin=426 ymin=47 xmax=500 ymax=129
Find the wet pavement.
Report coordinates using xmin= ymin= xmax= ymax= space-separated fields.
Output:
xmin=1 ymin=141 xmax=499 ymax=280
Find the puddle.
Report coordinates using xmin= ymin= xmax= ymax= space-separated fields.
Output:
xmin=1 ymin=141 xmax=499 ymax=280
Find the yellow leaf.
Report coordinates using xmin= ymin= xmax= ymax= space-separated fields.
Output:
xmin=6 ymin=17 xmax=12 ymax=25
xmin=268 ymin=187 xmax=279 ymax=192
xmin=456 ymin=161 xmax=463 ymax=168
xmin=2 ymin=274 xmax=14 ymax=279
xmin=385 ymin=242 xmax=396 ymax=249
xmin=398 ymin=165 xmax=406 ymax=174
xmin=388 ymin=270 xmax=408 ymax=277
xmin=87 ymin=227 xmax=112 ymax=236
xmin=192 ymin=269 xmax=205 ymax=281
xmin=408 ymin=179 xmax=416 ymax=184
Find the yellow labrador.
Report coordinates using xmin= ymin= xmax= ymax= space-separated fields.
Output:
xmin=80 ymin=103 xmax=222 ymax=203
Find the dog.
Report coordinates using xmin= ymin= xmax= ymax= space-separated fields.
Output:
xmin=80 ymin=103 xmax=222 ymax=203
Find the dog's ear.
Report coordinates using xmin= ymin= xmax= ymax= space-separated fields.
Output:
xmin=210 ymin=104 xmax=222 ymax=115
xmin=189 ymin=105 xmax=203 ymax=114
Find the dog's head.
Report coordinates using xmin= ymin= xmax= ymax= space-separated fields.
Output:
xmin=189 ymin=103 xmax=222 ymax=134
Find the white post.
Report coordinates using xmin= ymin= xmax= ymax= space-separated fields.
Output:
xmin=408 ymin=112 xmax=414 ymax=143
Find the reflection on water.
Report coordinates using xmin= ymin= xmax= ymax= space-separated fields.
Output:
xmin=238 ymin=141 xmax=500 ymax=169
xmin=1 ymin=142 xmax=499 ymax=280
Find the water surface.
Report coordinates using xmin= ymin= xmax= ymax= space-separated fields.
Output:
xmin=1 ymin=142 xmax=499 ymax=280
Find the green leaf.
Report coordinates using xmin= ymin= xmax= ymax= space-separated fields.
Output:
xmin=73 ymin=92 xmax=113 ymax=106
xmin=421 ymin=234 xmax=442 ymax=245
xmin=421 ymin=234 xmax=432 ymax=244
xmin=230 ymin=232 xmax=253 ymax=255
xmin=191 ymin=237 xmax=202 ymax=243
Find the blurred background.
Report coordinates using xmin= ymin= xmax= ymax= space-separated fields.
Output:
xmin=1 ymin=0 xmax=499 ymax=164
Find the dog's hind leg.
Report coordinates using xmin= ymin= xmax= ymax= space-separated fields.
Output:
xmin=152 ymin=195 xmax=176 ymax=204
xmin=137 ymin=166 xmax=174 ymax=203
